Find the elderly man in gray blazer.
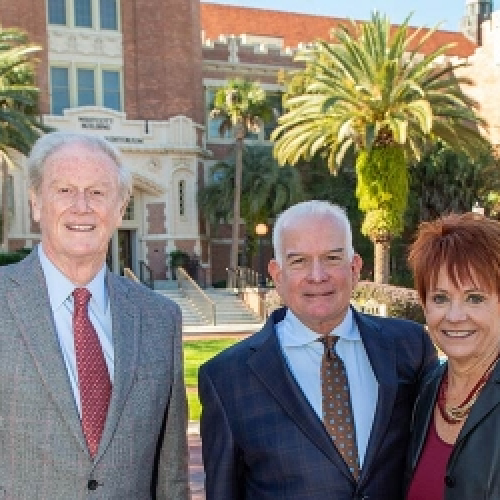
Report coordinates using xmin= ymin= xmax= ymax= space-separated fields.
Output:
xmin=0 ymin=132 xmax=189 ymax=499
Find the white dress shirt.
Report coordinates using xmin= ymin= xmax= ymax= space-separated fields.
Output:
xmin=38 ymin=245 xmax=114 ymax=416
xmin=276 ymin=307 xmax=378 ymax=466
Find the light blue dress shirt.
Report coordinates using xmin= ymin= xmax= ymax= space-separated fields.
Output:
xmin=276 ymin=307 xmax=378 ymax=466
xmin=38 ymin=245 xmax=114 ymax=416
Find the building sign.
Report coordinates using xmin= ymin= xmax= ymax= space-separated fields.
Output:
xmin=106 ymin=136 xmax=144 ymax=144
xmin=78 ymin=117 xmax=113 ymax=130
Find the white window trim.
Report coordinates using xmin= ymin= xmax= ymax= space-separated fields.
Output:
xmin=50 ymin=63 xmax=123 ymax=114
xmin=47 ymin=0 xmax=121 ymax=32
xmin=101 ymin=66 xmax=123 ymax=111
xmin=76 ymin=66 xmax=96 ymax=106
xmin=49 ymin=65 xmax=70 ymax=115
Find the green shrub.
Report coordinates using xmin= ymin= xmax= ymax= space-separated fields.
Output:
xmin=169 ymin=250 xmax=189 ymax=268
xmin=0 ymin=250 xmax=31 ymax=266
xmin=352 ymin=281 xmax=425 ymax=324
xmin=211 ymin=279 xmax=227 ymax=288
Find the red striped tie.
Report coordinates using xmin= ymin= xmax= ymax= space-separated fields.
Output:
xmin=73 ymin=288 xmax=111 ymax=458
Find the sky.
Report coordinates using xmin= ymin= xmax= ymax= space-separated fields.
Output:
xmin=201 ymin=0 xmax=469 ymax=32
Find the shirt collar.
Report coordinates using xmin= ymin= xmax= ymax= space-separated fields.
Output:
xmin=281 ymin=306 xmax=360 ymax=348
xmin=38 ymin=244 xmax=108 ymax=313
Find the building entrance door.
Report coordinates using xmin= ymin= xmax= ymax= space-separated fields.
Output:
xmin=106 ymin=229 xmax=136 ymax=276
xmin=118 ymin=229 xmax=133 ymax=275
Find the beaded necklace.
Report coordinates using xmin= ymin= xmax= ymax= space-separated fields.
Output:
xmin=437 ymin=353 xmax=500 ymax=425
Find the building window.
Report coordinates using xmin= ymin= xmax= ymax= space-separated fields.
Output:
xmin=102 ymin=70 xmax=121 ymax=110
xmin=123 ymin=196 xmax=134 ymax=221
xmin=48 ymin=0 xmax=66 ymax=25
xmin=100 ymin=0 xmax=117 ymax=29
xmin=74 ymin=0 xmax=92 ymax=27
xmin=50 ymin=67 xmax=70 ymax=115
xmin=48 ymin=0 xmax=119 ymax=29
xmin=179 ymin=180 xmax=185 ymax=216
xmin=50 ymin=66 xmax=122 ymax=113
xmin=77 ymin=68 xmax=96 ymax=106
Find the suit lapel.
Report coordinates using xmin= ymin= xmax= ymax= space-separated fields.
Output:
xmin=247 ymin=311 xmax=353 ymax=480
xmin=6 ymin=252 xmax=87 ymax=451
xmin=355 ymin=312 xmax=398 ymax=482
xmin=95 ymin=272 xmax=140 ymax=460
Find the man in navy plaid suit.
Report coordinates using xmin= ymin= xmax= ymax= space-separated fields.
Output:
xmin=199 ymin=200 xmax=437 ymax=500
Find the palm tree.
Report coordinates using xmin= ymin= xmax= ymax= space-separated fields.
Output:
xmin=272 ymin=12 xmax=488 ymax=283
xmin=198 ymin=145 xmax=304 ymax=262
xmin=0 ymin=26 xmax=45 ymax=251
xmin=210 ymin=79 xmax=272 ymax=270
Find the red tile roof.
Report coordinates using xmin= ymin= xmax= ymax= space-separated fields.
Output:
xmin=201 ymin=3 xmax=477 ymax=58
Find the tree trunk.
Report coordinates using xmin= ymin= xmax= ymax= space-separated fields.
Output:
xmin=1 ymin=157 xmax=8 ymax=253
xmin=374 ymin=238 xmax=390 ymax=284
xmin=230 ymin=133 xmax=244 ymax=270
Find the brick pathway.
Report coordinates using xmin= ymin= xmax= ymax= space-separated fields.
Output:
xmin=189 ymin=430 xmax=205 ymax=500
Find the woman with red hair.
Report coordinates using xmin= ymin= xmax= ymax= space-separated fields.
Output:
xmin=405 ymin=212 xmax=500 ymax=500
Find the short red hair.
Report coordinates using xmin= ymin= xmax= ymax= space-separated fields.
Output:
xmin=408 ymin=213 xmax=500 ymax=303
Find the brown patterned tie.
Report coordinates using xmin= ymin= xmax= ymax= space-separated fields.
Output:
xmin=320 ymin=335 xmax=360 ymax=479
xmin=73 ymin=288 xmax=111 ymax=458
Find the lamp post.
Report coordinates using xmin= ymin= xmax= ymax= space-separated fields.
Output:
xmin=255 ymin=222 xmax=268 ymax=288
xmin=472 ymin=201 xmax=485 ymax=215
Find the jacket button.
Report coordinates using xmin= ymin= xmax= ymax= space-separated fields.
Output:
xmin=444 ymin=475 xmax=455 ymax=488
xmin=87 ymin=479 xmax=99 ymax=490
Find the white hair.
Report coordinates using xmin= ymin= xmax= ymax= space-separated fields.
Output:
xmin=27 ymin=131 xmax=132 ymax=203
xmin=272 ymin=200 xmax=355 ymax=266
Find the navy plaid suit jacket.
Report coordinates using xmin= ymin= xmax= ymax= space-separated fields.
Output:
xmin=199 ymin=306 xmax=437 ymax=500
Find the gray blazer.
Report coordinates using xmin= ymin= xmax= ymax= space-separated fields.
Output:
xmin=0 ymin=250 xmax=189 ymax=500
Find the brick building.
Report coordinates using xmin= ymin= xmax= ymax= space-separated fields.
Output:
xmin=0 ymin=0 xmax=496 ymax=284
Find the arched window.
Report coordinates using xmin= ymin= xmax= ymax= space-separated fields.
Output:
xmin=179 ymin=180 xmax=185 ymax=216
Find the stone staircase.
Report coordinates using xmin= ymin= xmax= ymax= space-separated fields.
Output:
xmin=204 ymin=288 xmax=263 ymax=325
xmin=154 ymin=281 xmax=208 ymax=326
xmin=154 ymin=281 xmax=262 ymax=327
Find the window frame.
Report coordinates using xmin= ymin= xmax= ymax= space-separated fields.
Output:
xmin=74 ymin=0 xmax=93 ymax=28
xmin=47 ymin=0 xmax=120 ymax=31
xmin=48 ymin=0 xmax=67 ymax=25
xmin=101 ymin=69 xmax=122 ymax=111
xmin=99 ymin=0 xmax=118 ymax=30
xmin=50 ymin=66 xmax=71 ymax=116
xmin=49 ymin=64 xmax=123 ymax=115
xmin=178 ymin=180 xmax=186 ymax=217
xmin=77 ymin=67 xmax=96 ymax=107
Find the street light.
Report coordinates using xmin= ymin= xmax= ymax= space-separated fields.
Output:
xmin=255 ymin=222 xmax=268 ymax=288
xmin=472 ymin=201 xmax=485 ymax=215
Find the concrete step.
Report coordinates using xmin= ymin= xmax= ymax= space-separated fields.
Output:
xmin=154 ymin=286 xmax=262 ymax=327
xmin=154 ymin=288 xmax=210 ymax=326
xmin=154 ymin=280 xmax=180 ymax=291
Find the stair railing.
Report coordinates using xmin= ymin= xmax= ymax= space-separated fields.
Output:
xmin=226 ymin=266 xmax=262 ymax=292
xmin=124 ymin=267 xmax=139 ymax=282
xmin=177 ymin=266 xmax=216 ymax=325
xmin=139 ymin=260 xmax=154 ymax=289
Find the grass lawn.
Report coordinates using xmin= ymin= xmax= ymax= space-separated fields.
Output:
xmin=183 ymin=338 xmax=239 ymax=420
